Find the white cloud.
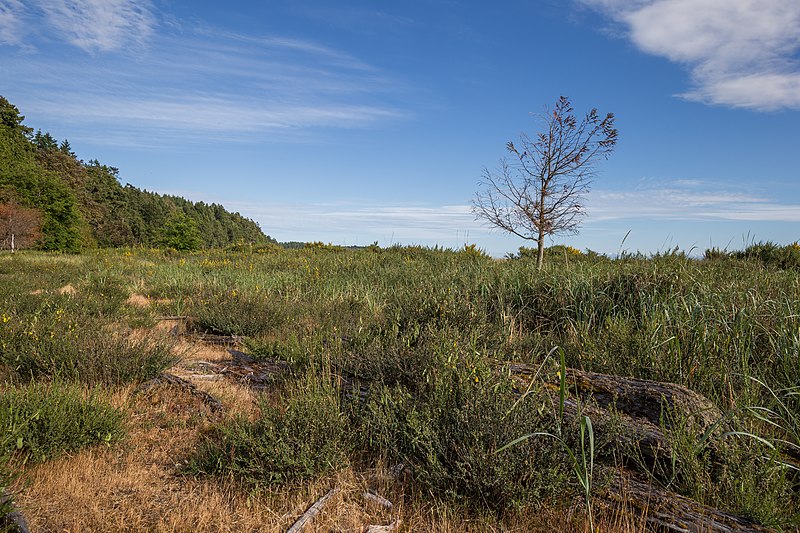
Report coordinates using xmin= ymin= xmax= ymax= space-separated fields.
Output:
xmin=33 ymin=95 xmax=401 ymax=138
xmin=0 ymin=0 xmax=155 ymax=52
xmin=224 ymin=202 xmax=481 ymax=242
xmin=580 ymin=0 xmax=800 ymax=110
xmin=41 ymin=0 xmax=155 ymax=52
xmin=3 ymin=24 xmax=406 ymax=144
xmin=0 ymin=0 xmax=25 ymax=45
xmin=590 ymin=181 xmax=800 ymax=222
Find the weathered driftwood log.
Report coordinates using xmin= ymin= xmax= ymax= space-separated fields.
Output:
xmin=193 ymin=332 xmax=244 ymax=346
xmin=506 ymin=363 xmax=728 ymax=468
xmin=560 ymin=397 xmax=670 ymax=468
xmin=505 ymin=363 xmax=724 ymax=432
xmin=566 ymin=368 xmax=724 ymax=432
xmin=363 ymin=490 xmax=393 ymax=510
xmin=506 ymin=364 xmax=779 ymax=531
xmin=135 ymin=372 xmax=224 ymax=413
xmin=207 ymin=355 xmax=772 ymax=531
xmin=218 ymin=349 xmax=293 ymax=389
xmin=365 ymin=521 xmax=398 ymax=533
xmin=286 ymin=487 xmax=339 ymax=533
xmin=601 ymin=468 xmax=774 ymax=533
xmin=0 ymin=494 xmax=30 ymax=533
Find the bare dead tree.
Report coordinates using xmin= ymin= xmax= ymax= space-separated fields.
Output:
xmin=473 ymin=96 xmax=617 ymax=268
xmin=0 ymin=202 xmax=43 ymax=252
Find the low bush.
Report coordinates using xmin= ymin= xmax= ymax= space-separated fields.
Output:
xmin=191 ymin=288 xmax=290 ymax=337
xmin=648 ymin=407 xmax=799 ymax=528
xmin=732 ymin=241 xmax=800 ymax=270
xmin=0 ymin=381 xmax=124 ymax=464
xmin=189 ymin=375 xmax=350 ymax=489
xmin=0 ymin=309 xmax=177 ymax=385
xmin=357 ymin=355 xmax=574 ymax=513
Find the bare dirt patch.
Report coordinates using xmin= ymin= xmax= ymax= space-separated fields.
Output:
xmin=56 ymin=284 xmax=76 ymax=296
xmin=125 ymin=293 xmax=151 ymax=307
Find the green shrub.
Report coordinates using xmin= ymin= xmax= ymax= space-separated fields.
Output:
xmin=357 ymin=357 xmax=573 ymax=513
xmin=732 ymin=241 xmax=800 ymax=270
xmin=0 ymin=311 xmax=177 ymax=385
xmin=647 ymin=408 xmax=799 ymax=528
xmin=0 ymin=381 xmax=124 ymax=464
xmin=189 ymin=376 xmax=350 ymax=488
xmin=191 ymin=288 xmax=290 ymax=337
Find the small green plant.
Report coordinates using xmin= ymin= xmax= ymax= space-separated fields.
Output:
xmin=459 ymin=243 xmax=490 ymax=259
xmin=740 ymin=376 xmax=800 ymax=468
xmin=498 ymin=347 xmax=597 ymax=531
xmin=359 ymin=350 xmax=571 ymax=513
xmin=189 ymin=375 xmax=350 ymax=489
xmin=0 ymin=381 xmax=124 ymax=464
xmin=191 ymin=287 xmax=290 ymax=337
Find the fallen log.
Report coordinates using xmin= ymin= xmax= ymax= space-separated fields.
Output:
xmin=505 ymin=363 xmax=724 ymax=432
xmin=363 ymin=490 xmax=393 ymax=510
xmin=506 ymin=363 xmax=725 ymax=468
xmin=135 ymin=372 xmax=224 ymax=413
xmin=286 ymin=487 xmax=339 ymax=533
xmin=194 ymin=332 xmax=243 ymax=345
xmin=219 ymin=349 xmax=293 ymax=389
xmin=601 ymin=468 xmax=774 ymax=533
xmin=507 ymin=364 xmax=782 ymax=531
xmin=365 ymin=521 xmax=398 ymax=533
xmin=200 ymin=354 xmax=775 ymax=531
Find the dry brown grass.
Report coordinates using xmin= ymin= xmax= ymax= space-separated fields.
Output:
xmin=9 ymin=331 xmax=648 ymax=532
xmin=125 ymin=293 xmax=173 ymax=309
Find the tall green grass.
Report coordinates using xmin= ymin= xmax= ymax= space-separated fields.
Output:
xmin=1 ymin=246 xmax=798 ymax=523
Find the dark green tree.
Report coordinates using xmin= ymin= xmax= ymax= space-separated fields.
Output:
xmin=0 ymin=96 xmax=32 ymax=136
xmin=161 ymin=211 xmax=202 ymax=251
xmin=0 ymin=98 xmax=82 ymax=251
xmin=59 ymin=139 xmax=75 ymax=157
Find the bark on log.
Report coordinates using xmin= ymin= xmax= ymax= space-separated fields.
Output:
xmin=505 ymin=363 xmax=723 ymax=432
xmin=200 ymin=354 xmax=774 ymax=531
xmin=135 ymin=372 xmax=224 ymax=413
xmin=601 ymin=468 xmax=774 ymax=533
xmin=506 ymin=363 xmax=725 ymax=469
xmin=286 ymin=487 xmax=339 ymax=533
xmin=506 ymin=364 xmax=780 ymax=531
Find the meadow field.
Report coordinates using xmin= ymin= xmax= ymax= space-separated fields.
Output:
xmin=0 ymin=244 xmax=798 ymax=531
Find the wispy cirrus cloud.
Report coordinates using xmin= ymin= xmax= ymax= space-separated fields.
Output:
xmin=590 ymin=180 xmax=800 ymax=222
xmin=40 ymin=0 xmax=155 ymax=52
xmin=221 ymin=201 xmax=480 ymax=243
xmin=0 ymin=0 xmax=25 ymax=46
xmin=1 ymin=14 xmax=407 ymax=145
xmin=579 ymin=0 xmax=800 ymax=110
xmin=180 ymin=181 xmax=800 ymax=247
xmin=0 ymin=0 xmax=155 ymax=52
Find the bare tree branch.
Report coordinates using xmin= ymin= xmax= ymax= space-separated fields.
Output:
xmin=472 ymin=96 xmax=617 ymax=268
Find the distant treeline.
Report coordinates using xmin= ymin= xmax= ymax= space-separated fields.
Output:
xmin=0 ymin=96 xmax=273 ymax=252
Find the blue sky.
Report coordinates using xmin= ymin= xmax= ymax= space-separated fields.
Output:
xmin=1 ymin=0 xmax=798 ymax=256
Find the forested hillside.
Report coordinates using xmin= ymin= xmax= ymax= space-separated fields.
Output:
xmin=0 ymin=96 xmax=273 ymax=251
